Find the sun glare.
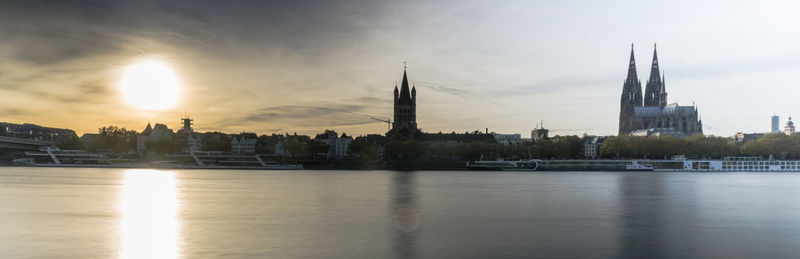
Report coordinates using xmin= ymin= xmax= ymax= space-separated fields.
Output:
xmin=119 ymin=169 xmax=181 ymax=259
xmin=119 ymin=60 xmax=181 ymax=110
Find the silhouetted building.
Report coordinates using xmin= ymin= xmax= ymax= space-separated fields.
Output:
xmin=387 ymin=66 xmax=420 ymax=138
xmin=137 ymin=123 xmax=174 ymax=154
xmin=314 ymin=130 xmax=352 ymax=159
xmin=619 ymin=44 xmax=702 ymax=136
xmin=353 ymin=134 xmax=386 ymax=159
xmin=274 ymin=133 xmax=311 ymax=157
xmin=0 ymin=122 xmax=76 ymax=141
xmin=177 ymin=116 xmax=201 ymax=152
xmin=383 ymin=66 xmax=507 ymax=147
xmin=772 ymin=115 xmax=780 ymax=133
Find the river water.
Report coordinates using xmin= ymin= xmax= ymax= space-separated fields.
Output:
xmin=1 ymin=167 xmax=800 ymax=258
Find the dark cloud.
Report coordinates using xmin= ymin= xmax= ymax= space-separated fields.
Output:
xmin=239 ymin=104 xmax=366 ymax=123
xmin=0 ymin=0 xmax=393 ymax=63
xmin=415 ymin=81 xmax=470 ymax=98
xmin=0 ymin=108 xmax=26 ymax=116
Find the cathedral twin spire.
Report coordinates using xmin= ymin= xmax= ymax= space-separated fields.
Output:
xmin=623 ymin=43 xmax=666 ymax=108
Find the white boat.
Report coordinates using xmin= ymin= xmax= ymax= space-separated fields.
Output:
xmin=653 ymin=156 xmax=800 ymax=172
xmin=12 ymin=147 xmax=139 ymax=167
xmin=536 ymin=159 xmax=653 ymax=171
xmin=12 ymin=147 xmax=302 ymax=170
xmin=467 ymin=159 xmax=655 ymax=171
xmin=162 ymin=151 xmax=303 ymax=170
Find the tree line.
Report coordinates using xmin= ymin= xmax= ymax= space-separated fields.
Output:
xmin=600 ymin=133 xmax=800 ymax=159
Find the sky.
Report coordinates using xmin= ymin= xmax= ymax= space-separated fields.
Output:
xmin=2 ymin=0 xmax=800 ymax=137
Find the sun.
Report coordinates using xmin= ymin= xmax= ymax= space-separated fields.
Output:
xmin=119 ymin=60 xmax=181 ymax=110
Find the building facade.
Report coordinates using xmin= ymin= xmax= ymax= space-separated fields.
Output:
xmin=584 ymin=136 xmax=607 ymax=159
xmin=619 ymin=44 xmax=702 ymax=136
xmin=772 ymin=115 xmax=780 ymax=133
xmin=231 ymin=133 xmax=258 ymax=155
xmin=493 ymin=133 xmax=524 ymax=147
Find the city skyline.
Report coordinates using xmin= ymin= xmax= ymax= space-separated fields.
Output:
xmin=3 ymin=1 xmax=800 ymax=136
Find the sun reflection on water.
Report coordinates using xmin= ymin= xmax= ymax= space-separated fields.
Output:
xmin=119 ymin=169 xmax=181 ymax=259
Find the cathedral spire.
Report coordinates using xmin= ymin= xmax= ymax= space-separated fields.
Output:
xmin=625 ymin=43 xmax=638 ymax=83
xmin=649 ymin=43 xmax=661 ymax=84
xmin=644 ymin=43 xmax=664 ymax=106
xmin=620 ymin=44 xmax=643 ymax=134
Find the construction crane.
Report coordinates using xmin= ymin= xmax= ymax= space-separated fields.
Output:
xmin=341 ymin=111 xmax=392 ymax=131
xmin=369 ymin=117 xmax=392 ymax=131
xmin=550 ymin=128 xmax=595 ymax=132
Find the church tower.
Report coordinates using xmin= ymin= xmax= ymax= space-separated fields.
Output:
xmin=644 ymin=44 xmax=664 ymax=107
xmin=619 ymin=44 xmax=643 ymax=134
xmin=388 ymin=65 xmax=419 ymax=138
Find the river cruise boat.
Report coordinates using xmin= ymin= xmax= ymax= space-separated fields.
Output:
xmin=161 ymin=151 xmax=303 ymax=170
xmin=467 ymin=160 xmax=539 ymax=171
xmin=467 ymin=159 xmax=653 ymax=171
xmin=12 ymin=147 xmax=139 ymax=167
xmin=13 ymin=147 xmax=302 ymax=170
xmin=652 ymin=157 xmax=800 ymax=172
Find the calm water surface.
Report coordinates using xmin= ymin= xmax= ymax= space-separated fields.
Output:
xmin=1 ymin=167 xmax=800 ymax=258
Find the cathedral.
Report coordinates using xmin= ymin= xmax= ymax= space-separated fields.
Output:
xmin=619 ymin=44 xmax=703 ymax=136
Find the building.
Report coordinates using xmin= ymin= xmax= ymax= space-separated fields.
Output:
xmin=383 ymin=66 xmax=503 ymax=151
xmin=493 ymin=133 xmax=524 ymax=147
xmin=785 ymin=117 xmax=795 ymax=135
xmin=314 ymin=130 xmax=353 ymax=160
xmin=177 ymin=116 xmax=202 ymax=152
xmin=0 ymin=122 xmax=77 ymax=141
xmin=137 ymin=123 xmax=174 ymax=154
xmin=353 ymin=134 xmax=386 ymax=159
xmin=275 ymin=134 xmax=311 ymax=156
xmin=732 ymin=132 xmax=765 ymax=144
xmin=531 ymin=126 xmax=549 ymax=142
xmin=618 ymin=44 xmax=702 ymax=137
xmin=772 ymin=115 xmax=780 ymax=133
xmin=231 ymin=133 xmax=258 ymax=155
xmin=584 ymin=136 xmax=607 ymax=159
xmin=630 ymin=128 xmax=689 ymax=138
xmin=386 ymin=66 xmax=420 ymax=138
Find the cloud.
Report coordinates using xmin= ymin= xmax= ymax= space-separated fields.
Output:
xmin=414 ymin=81 xmax=470 ymax=98
xmin=229 ymin=103 xmax=388 ymax=131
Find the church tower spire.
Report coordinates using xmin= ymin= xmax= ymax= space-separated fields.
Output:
xmin=625 ymin=43 xmax=639 ymax=85
xmin=397 ymin=66 xmax=412 ymax=105
xmin=388 ymin=64 xmax=419 ymax=138
xmin=644 ymin=43 xmax=664 ymax=106
xmin=620 ymin=43 xmax=643 ymax=134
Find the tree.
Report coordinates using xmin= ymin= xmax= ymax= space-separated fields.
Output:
xmin=90 ymin=125 xmax=137 ymax=152
xmin=200 ymin=132 xmax=231 ymax=151
xmin=54 ymin=133 xmax=81 ymax=150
